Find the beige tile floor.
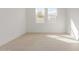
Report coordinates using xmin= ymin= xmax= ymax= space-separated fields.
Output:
xmin=0 ymin=33 xmax=79 ymax=51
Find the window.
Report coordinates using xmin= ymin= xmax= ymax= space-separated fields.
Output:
xmin=36 ymin=8 xmax=45 ymax=23
xmin=48 ymin=8 xmax=57 ymax=23
xmin=35 ymin=8 xmax=57 ymax=23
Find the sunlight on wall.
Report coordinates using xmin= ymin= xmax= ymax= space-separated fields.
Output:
xmin=46 ymin=19 xmax=79 ymax=43
xmin=70 ymin=19 xmax=79 ymax=40
xmin=46 ymin=35 xmax=79 ymax=43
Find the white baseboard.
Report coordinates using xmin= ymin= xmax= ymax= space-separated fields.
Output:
xmin=27 ymin=32 xmax=69 ymax=35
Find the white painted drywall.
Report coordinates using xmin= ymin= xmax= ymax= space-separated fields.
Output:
xmin=0 ymin=8 xmax=27 ymax=46
xmin=66 ymin=8 xmax=79 ymax=40
xmin=27 ymin=8 xmax=67 ymax=33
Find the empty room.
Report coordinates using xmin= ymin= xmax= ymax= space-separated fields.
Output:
xmin=0 ymin=8 xmax=79 ymax=51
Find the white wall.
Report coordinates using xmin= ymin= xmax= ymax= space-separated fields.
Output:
xmin=0 ymin=8 xmax=27 ymax=46
xmin=27 ymin=8 xmax=67 ymax=33
xmin=67 ymin=8 xmax=79 ymax=40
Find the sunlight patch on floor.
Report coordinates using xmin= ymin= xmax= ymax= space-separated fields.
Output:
xmin=46 ymin=35 xmax=79 ymax=43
